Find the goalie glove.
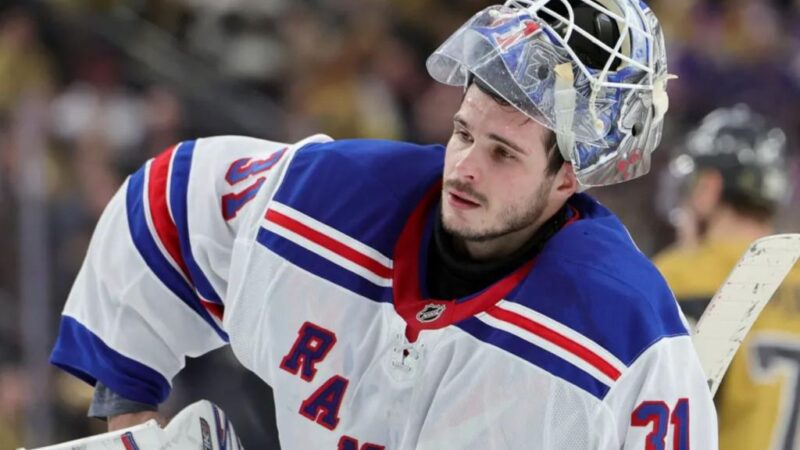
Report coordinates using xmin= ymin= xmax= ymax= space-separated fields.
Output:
xmin=19 ymin=400 xmax=244 ymax=450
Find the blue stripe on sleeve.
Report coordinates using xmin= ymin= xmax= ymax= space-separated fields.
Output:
xmin=170 ymin=140 xmax=224 ymax=303
xmin=126 ymin=164 xmax=228 ymax=340
xmin=50 ymin=316 xmax=171 ymax=405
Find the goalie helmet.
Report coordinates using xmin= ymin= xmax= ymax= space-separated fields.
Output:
xmin=427 ymin=0 xmax=671 ymax=187
xmin=667 ymin=104 xmax=790 ymax=216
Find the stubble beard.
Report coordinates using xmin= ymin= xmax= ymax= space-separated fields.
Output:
xmin=442 ymin=177 xmax=554 ymax=243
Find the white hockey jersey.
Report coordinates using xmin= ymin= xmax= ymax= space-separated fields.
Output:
xmin=51 ymin=135 xmax=718 ymax=449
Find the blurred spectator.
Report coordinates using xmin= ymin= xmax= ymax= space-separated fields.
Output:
xmin=411 ymin=83 xmax=463 ymax=144
xmin=140 ymin=85 xmax=186 ymax=159
xmin=0 ymin=112 xmax=15 ymax=241
xmin=72 ymin=130 xmax=122 ymax=218
xmin=0 ymin=5 xmax=55 ymax=115
xmin=50 ymin=45 xmax=145 ymax=170
xmin=371 ymin=29 xmax=439 ymax=141
xmin=282 ymin=7 xmax=404 ymax=140
xmin=185 ymin=12 xmax=286 ymax=89
xmin=0 ymin=115 xmax=19 ymax=355
xmin=0 ymin=362 xmax=25 ymax=449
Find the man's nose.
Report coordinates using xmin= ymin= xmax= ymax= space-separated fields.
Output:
xmin=453 ymin=146 xmax=483 ymax=183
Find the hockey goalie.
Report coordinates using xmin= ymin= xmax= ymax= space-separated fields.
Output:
xmin=24 ymin=0 xmax=734 ymax=448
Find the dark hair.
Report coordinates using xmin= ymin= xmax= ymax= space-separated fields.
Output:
xmin=470 ymin=78 xmax=565 ymax=176
xmin=700 ymin=169 xmax=777 ymax=222
xmin=726 ymin=195 xmax=775 ymax=222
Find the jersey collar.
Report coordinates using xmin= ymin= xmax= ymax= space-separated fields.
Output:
xmin=392 ymin=181 xmax=536 ymax=341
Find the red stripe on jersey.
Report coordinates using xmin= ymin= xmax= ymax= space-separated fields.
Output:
xmin=120 ymin=432 xmax=139 ymax=450
xmin=148 ymin=145 xmax=191 ymax=279
xmin=486 ymin=306 xmax=621 ymax=381
xmin=265 ymin=209 xmax=392 ymax=279
xmin=565 ymin=204 xmax=582 ymax=226
xmin=201 ymin=299 xmax=225 ymax=321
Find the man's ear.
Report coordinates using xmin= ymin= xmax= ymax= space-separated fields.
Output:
xmin=552 ymin=163 xmax=579 ymax=198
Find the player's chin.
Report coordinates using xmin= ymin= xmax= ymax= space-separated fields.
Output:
xmin=441 ymin=208 xmax=483 ymax=235
xmin=442 ymin=203 xmax=470 ymax=223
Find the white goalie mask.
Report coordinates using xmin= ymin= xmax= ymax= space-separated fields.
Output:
xmin=427 ymin=0 xmax=671 ymax=187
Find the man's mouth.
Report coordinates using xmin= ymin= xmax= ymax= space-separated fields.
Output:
xmin=447 ymin=190 xmax=481 ymax=209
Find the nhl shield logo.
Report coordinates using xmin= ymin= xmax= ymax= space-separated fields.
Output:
xmin=416 ymin=303 xmax=446 ymax=323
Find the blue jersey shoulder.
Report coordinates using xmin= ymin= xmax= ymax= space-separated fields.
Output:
xmin=509 ymin=193 xmax=687 ymax=367
xmin=272 ymin=139 xmax=444 ymax=257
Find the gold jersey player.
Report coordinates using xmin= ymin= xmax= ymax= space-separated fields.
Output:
xmin=654 ymin=105 xmax=800 ymax=450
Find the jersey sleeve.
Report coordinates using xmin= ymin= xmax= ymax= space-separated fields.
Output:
xmin=606 ymin=336 xmax=718 ymax=449
xmin=50 ymin=135 xmax=330 ymax=405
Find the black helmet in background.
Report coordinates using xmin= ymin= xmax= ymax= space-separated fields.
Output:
xmin=661 ymin=104 xmax=790 ymax=225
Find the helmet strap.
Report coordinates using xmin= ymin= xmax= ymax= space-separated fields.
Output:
xmin=653 ymin=72 xmax=676 ymax=121
xmin=553 ymin=62 xmax=576 ymax=162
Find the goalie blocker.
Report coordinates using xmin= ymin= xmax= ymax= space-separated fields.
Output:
xmin=19 ymin=400 xmax=244 ymax=450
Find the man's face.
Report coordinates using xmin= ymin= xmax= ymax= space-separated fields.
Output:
xmin=441 ymin=84 xmax=562 ymax=245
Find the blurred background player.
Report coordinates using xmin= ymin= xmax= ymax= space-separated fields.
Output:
xmin=654 ymin=104 xmax=800 ymax=450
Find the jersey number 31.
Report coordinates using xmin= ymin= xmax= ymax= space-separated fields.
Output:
xmin=631 ymin=399 xmax=690 ymax=450
xmin=221 ymin=147 xmax=287 ymax=221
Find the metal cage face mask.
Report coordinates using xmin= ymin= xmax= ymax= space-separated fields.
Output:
xmin=427 ymin=0 xmax=671 ymax=187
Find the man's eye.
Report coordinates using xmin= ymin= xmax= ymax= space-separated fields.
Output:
xmin=455 ymin=130 xmax=472 ymax=142
xmin=495 ymin=147 xmax=515 ymax=160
